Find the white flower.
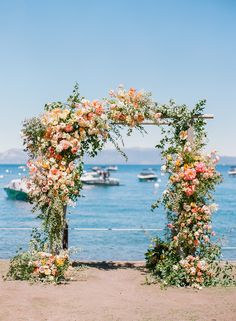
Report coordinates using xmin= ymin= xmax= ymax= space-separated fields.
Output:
xmin=183 ymin=204 xmax=191 ymax=212
xmin=209 ymin=203 xmax=219 ymax=213
xmin=67 ymin=199 xmax=76 ymax=207
xmin=180 ymin=259 xmax=187 ymax=266
xmin=161 ymin=165 xmax=167 ymax=172
xmin=190 ymin=267 xmax=196 ymax=275
xmin=162 ymin=189 xmax=168 ymax=195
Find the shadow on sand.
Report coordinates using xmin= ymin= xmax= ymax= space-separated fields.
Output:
xmin=72 ymin=260 xmax=146 ymax=272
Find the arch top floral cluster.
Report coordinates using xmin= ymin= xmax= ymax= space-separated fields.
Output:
xmin=24 ymin=85 xmax=161 ymax=204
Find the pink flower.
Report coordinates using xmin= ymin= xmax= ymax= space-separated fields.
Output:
xmin=185 ymin=185 xmax=196 ymax=196
xmin=195 ymin=162 xmax=207 ymax=173
xmin=154 ymin=112 xmax=162 ymax=119
xmin=69 ymin=162 xmax=75 ymax=171
xmin=60 ymin=140 xmax=71 ymax=150
xmin=167 ymin=223 xmax=174 ymax=229
xmin=184 ymin=168 xmax=196 ymax=181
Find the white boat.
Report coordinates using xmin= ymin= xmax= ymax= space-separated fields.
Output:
xmin=228 ymin=166 xmax=236 ymax=176
xmin=137 ymin=169 xmax=158 ymax=182
xmin=4 ymin=178 xmax=30 ymax=201
xmin=105 ymin=165 xmax=118 ymax=171
xmin=91 ymin=166 xmax=102 ymax=172
xmin=81 ymin=171 xmax=120 ymax=186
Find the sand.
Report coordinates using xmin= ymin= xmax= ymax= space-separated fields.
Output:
xmin=0 ymin=260 xmax=236 ymax=321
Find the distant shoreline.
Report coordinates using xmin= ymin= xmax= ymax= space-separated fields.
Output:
xmin=1 ymin=148 xmax=236 ymax=165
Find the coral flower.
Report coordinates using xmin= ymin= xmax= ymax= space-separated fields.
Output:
xmin=184 ymin=168 xmax=196 ymax=181
xmin=71 ymin=147 xmax=78 ymax=154
xmin=51 ymin=168 xmax=59 ymax=175
xmin=95 ymin=105 xmax=104 ymax=115
xmin=64 ymin=124 xmax=73 ymax=133
xmin=185 ymin=185 xmax=196 ymax=196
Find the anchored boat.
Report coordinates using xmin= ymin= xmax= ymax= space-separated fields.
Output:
xmin=105 ymin=165 xmax=118 ymax=171
xmin=4 ymin=178 xmax=30 ymax=201
xmin=228 ymin=166 xmax=236 ymax=176
xmin=137 ymin=169 xmax=158 ymax=182
xmin=81 ymin=171 xmax=120 ymax=186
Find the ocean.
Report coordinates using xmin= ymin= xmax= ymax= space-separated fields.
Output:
xmin=0 ymin=164 xmax=235 ymax=261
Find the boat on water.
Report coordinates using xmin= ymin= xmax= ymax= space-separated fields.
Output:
xmin=4 ymin=178 xmax=30 ymax=201
xmin=91 ymin=166 xmax=102 ymax=172
xmin=228 ymin=166 xmax=236 ymax=176
xmin=105 ymin=165 xmax=118 ymax=171
xmin=137 ymin=169 xmax=158 ymax=182
xmin=81 ymin=171 xmax=120 ymax=186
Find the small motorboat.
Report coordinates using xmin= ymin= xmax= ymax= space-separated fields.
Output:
xmin=91 ymin=166 xmax=102 ymax=172
xmin=81 ymin=171 xmax=120 ymax=186
xmin=137 ymin=169 xmax=158 ymax=182
xmin=105 ymin=165 xmax=118 ymax=171
xmin=228 ymin=166 xmax=236 ymax=176
xmin=4 ymin=178 xmax=30 ymax=201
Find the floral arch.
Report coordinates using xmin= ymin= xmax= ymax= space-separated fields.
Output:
xmin=9 ymin=84 xmax=231 ymax=287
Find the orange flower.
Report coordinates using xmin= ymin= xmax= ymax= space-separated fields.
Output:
xmin=137 ymin=114 xmax=144 ymax=122
xmin=128 ymin=88 xmax=136 ymax=96
xmin=64 ymin=124 xmax=73 ymax=133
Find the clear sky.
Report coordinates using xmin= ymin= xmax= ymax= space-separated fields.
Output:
xmin=0 ymin=0 xmax=235 ymax=155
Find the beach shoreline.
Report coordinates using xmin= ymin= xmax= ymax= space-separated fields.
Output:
xmin=1 ymin=260 xmax=236 ymax=321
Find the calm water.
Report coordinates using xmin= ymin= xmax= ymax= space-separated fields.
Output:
xmin=0 ymin=164 xmax=235 ymax=260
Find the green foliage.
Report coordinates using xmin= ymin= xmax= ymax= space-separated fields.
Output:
xmin=7 ymin=251 xmax=35 ymax=281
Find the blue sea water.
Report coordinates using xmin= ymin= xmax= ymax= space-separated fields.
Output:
xmin=0 ymin=164 xmax=235 ymax=260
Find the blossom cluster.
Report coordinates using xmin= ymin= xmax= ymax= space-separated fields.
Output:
xmin=107 ymin=85 xmax=161 ymax=126
xmin=29 ymin=251 xmax=69 ymax=282
xmin=41 ymin=99 xmax=109 ymax=155
xmin=27 ymin=158 xmax=80 ymax=206
xmin=159 ymin=132 xmax=222 ymax=285
xmin=179 ymin=255 xmax=211 ymax=287
xmin=24 ymin=98 xmax=110 ymax=207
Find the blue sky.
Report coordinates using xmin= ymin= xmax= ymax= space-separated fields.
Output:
xmin=0 ymin=0 xmax=235 ymax=155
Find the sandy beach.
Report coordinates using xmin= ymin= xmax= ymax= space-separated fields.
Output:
xmin=0 ymin=260 xmax=235 ymax=321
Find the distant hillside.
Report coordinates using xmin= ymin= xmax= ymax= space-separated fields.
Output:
xmin=0 ymin=147 xmax=161 ymax=164
xmin=219 ymin=156 xmax=236 ymax=165
xmin=84 ymin=147 xmax=162 ymax=164
xmin=0 ymin=148 xmax=235 ymax=165
xmin=0 ymin=148 xmax=27 ymax=164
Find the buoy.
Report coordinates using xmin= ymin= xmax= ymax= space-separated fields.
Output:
xmin=154 ymin=183 xmax=160 ymax=189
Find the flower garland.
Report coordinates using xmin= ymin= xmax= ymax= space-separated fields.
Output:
xmin=106 ymin=84 xmax=161 ymax=126
xmin=145 ymin=100 xmax=235 ymax=287
xmin=22 ymin=85 xmax=110 ymax=252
